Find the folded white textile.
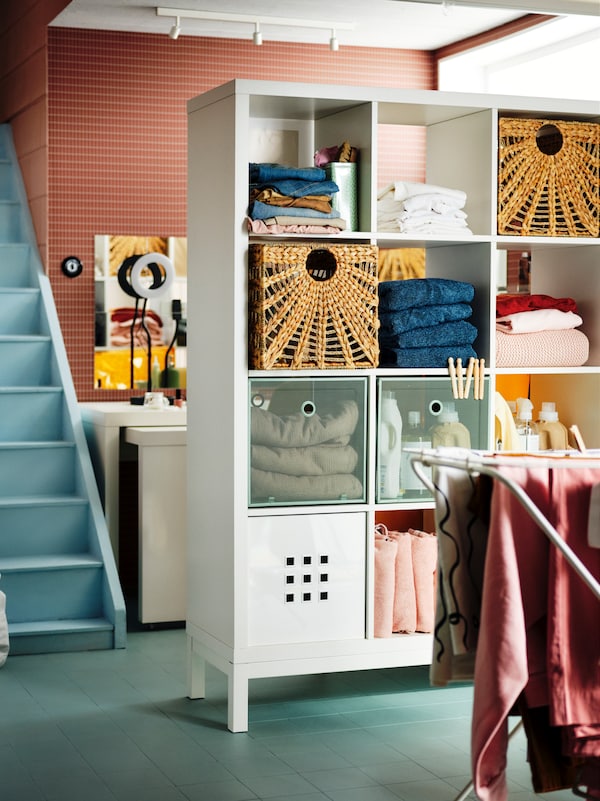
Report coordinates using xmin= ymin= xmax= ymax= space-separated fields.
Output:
xmin=394 ymin=181 xmax=467 ymax=206
xmin=397 ymin=209 xmax=468 ymax=224
xmin=377 ymin=183 xmax=395 ymax=201
xmin=401 ymin=193 xmax=466 ymax=214
xmin=496 ymin=308 xmax=583 ymax=334
xmin=397 ymin=219 xmax=473 ymax=235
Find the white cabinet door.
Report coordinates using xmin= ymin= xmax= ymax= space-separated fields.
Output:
xmin=247 ymin=512 xmax=366 ymax=646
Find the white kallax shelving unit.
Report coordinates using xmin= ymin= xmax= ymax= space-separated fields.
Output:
xmin=185 ymin=79 xmax=599 ymax=731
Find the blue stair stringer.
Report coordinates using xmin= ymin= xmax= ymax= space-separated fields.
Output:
xmin=0 ymin=125 xmax=126 ymax=654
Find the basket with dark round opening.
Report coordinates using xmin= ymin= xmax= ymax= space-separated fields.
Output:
xmin=497 ymin=117 xmax=599 ymax=237
xmin=248 ymin=242 xmax=379 ymax=369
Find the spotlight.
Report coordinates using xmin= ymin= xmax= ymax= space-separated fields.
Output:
xmin=253 ymin=22 xmax=263 ymax=45
xmin=329 ymin=29 xmax=339 ymax=51
xmin=169 ymin=16 xmax=181 ymax=39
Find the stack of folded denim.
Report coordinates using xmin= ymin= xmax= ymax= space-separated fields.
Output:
xmin=378 ymin=278 xmax=478 ymax=367
xmin=247 ymin=163 xmax=345 ymax=233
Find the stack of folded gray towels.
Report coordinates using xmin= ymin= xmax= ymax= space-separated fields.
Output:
xmin=378 ymin=278 xmax=478 ymax=368
xmin=250 ymin=399 xmax=363 ymax=503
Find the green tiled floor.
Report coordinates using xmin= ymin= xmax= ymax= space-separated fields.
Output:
xmin=0 ymin=629 xmax=578 ymax=800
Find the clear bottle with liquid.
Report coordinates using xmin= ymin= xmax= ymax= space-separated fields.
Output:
xmin=401 ymin=411 xmax=431 ymax=497
xmin=537 ymin=401 xmax=569 ymax=451
xmin=160 ymin=352 xmax=180 ymax=388
xmin=430 ymin=402 xmax=471 ymax=449
xmin=515 ymin=397 xmax=539 ymax=451
xmin=151 ymin=355 xmax=161 ymax=390
xmin=378 ymin=391 xmax=403 ymax=499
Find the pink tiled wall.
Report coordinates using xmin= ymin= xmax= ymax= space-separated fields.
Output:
xmin=48 ymin=28 xmax=435 ymax=400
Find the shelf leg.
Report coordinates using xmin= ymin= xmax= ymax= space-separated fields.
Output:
xmin=227 ymin=667 xmax=249 ymax=733
xmin=186 ymin=634 xmax=206 ymax=699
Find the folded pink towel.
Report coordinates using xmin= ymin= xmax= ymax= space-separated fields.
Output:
xmin=389 ymin=530 xmax=417 ymax=633
xmin=409 ymin=528 xmax=438 ymax=633
xmin=496 ymin=328 xmax=589 ymax=367
xmin=374 ymin=528 xmax=398 ymax=638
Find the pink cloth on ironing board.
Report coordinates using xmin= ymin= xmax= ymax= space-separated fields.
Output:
xmin=472 ymin=464 xmax=600 ymax=801
xmin=389 ymin=531 xmax=417 ymax=633
xmin=410 ymin=528 xmax=438 ymax=633
xmin=374 ymin=530 xmax=398 ymax=638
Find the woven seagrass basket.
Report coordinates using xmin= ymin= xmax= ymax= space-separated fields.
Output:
xmin=498 ymin=117 xmax=599 ymax=237
xmin=248 ymin=242 xmax=379 ymax=369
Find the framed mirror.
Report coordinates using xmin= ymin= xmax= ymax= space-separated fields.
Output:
xmin=94 ymin=235 xmax=187 ymax=390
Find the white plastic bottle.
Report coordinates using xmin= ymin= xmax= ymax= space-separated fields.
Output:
xmin=401 ymin=411 xmax=432 ymax=496
xmin=430 ymin=402 xmax=471 ymax=449
xmin=515 ymin=397 xmax=540 ymax=451
xmin=537 ymin=401 xmax=569 ymax=451
xmin=378 ymin=391 xmax=403 ymax=499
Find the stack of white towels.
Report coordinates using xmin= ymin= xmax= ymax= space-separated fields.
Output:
xmin=378 ymin=180 xmax=473 ymax=235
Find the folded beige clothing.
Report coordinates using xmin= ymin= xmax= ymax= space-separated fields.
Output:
xmin=251 ymin=469 xmax=363 ymax=502
xmin=247 ymin=218 xmax=344 ymax=235
xmin=251 ymin=443 xmax=358 ymax=476
xmin=251 ymin=400 xmax=359 ymax=448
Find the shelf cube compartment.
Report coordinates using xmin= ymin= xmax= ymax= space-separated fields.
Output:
xmin=248 ymin=242 xmax=379 ymax=369
xmin=249 ymin=377 xmax=368 ymax=507
xmin=376 ymin=377 xmax=490 ymax=503
xmin=247 ymin=512 xmax=366 ymax=646
xmin=497 ymin=117 xmax=599 ymax=237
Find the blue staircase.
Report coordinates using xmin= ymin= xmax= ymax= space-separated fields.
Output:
xmin=0 ymin=125 xmax=126 ymax=654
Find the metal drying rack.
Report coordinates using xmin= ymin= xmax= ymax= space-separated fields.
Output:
xmin=407 ymin=448 xmax=600 ymax=801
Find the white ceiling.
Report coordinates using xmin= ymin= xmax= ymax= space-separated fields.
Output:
xmin=50 ymin=0 xmax=599 ymax=51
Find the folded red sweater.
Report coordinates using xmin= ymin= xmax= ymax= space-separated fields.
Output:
xmin=496 ymin=293 xmax=578 ymax=317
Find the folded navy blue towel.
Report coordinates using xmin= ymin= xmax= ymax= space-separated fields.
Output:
xmin=379 ymin=320 xmax=478 ymax=350
xmin=250 ymin=179 xmax=340 ymax=198
xmin=379 ymin=278 xmax=474 ymax=311
xmin=379 ymin=344 xmax=477 ymax=368
xmin=379 ymin=302 xmax=472 ymax=335
xmin=249 ymin=200 xmax=343 ymax=221
xmin=250 ymin=163 xmax=326 ymax=183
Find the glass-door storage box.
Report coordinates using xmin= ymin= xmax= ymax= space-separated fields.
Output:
xmin=376 ymin=377 xmax=490 ymax=503
xmin=249 ymin=377 xmax=368 ymax=507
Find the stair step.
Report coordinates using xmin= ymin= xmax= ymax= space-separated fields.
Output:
xmin=0 ymin=200 xmax=25 ymax=241
xmin=0 ymin=497 xmax=90 ymax=558
xmin=0 ymin=244 xmax=34 ymax=286
xmin=8 ymin=618 xmax=116 ymax=655
xmin=0 ymin=160 xmax=16 ymax=201
xmin=1 ymin=563 xmax=105 ymax=621
xmin=0 ymin=388 xmax=64 ymax=440
xmin=9 ymin=618 xmax=113 ymax=636
xmin=0 ymin=289 xmax=41 ymax=334
xmin=0 ymin=337 xmax=54 ymax=386
xmin=0 ymin=554 xmax=103 ymax=572
xmin=0 ymin=442 xmax=76 ymax=496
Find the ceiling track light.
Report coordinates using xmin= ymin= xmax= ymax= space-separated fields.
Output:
xmin=169 ymin=16 xmax=181 ymax=39
xmin=156 ymin=7 xmax=354 ymax=50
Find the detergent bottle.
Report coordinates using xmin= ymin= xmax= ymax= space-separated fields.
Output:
xmin=515 ymin=397 xmax=540 ymax=451
xmin=378 ymin=391 xmax=403 ymax=499
xmin=430 ymin=402 xmax=471 ymax=449
xmin=537 ymin=402 xmax=569 ymax=451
